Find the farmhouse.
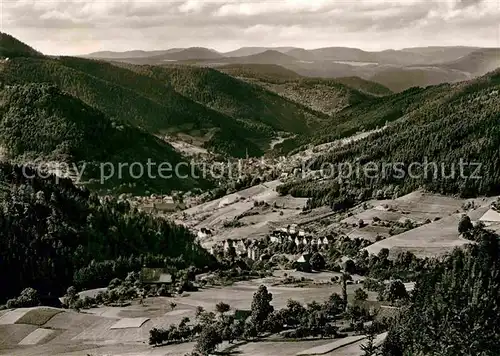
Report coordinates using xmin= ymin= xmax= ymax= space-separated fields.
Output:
xmin=247 ymin=244 xmax=261 ymax=260
xmin=140 ymin=268 xmax=173 ymax=285
xmin=197 ymin=227 xmax=213 ymax=240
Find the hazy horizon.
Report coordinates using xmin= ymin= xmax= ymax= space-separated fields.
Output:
xmin=85 ymin=44 xmax=495 ymax=56
xmin=2 ymin=0 xmax=499 ymax=56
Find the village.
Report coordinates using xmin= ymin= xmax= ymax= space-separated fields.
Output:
xmin=206 ymin=224 xmax=334 ymax=262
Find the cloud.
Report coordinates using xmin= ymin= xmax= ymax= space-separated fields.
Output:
xmin=455 ymin=0 xmax=484 ymax=8
xmin=2 ymin=0 xmax=499 ymax=55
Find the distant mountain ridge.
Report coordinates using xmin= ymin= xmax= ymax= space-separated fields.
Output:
xmin=223 ymin=46 xmax=299 ymax=57
xmin=84 ymin=45 xmax=483 ymax=66
xmin=440 ymin=48 xmax=500 ymax=75
xmin=82 ymin=45 xmax=499 ymax=92
xmin=86 ymin=48 xmax=184 ymax=59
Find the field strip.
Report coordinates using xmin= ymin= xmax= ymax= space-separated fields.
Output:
xmin=0 ymin=307 xmax=62 ymax=326
xmin=110 ymin=317 xmax=150 ymax=329
xmin=164 ymin=309 xmax=191 ymax=316
xmin=0 ymin=309 xmax=31 ymax=325
xmin=296 ymin=335 xmax=366 ymax=355
xmin=18 ymin=328 xmax=54 ymax=345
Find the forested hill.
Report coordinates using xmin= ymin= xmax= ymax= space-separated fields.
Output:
xmin=0 ymin=56 xmax=265 ymax=157
xmin=118 ymin=64 xmax=328 ymax=133
xmin=217 ymin=64 xmax=392 ymax=116
xmin=0 ymin=46 xmax=329 ymax=158
xmin=0 ymin=83 xmax=205 ymax=194
xmin=0 ymin=32 xmax=43 ymax=58
xmin=383 ymin=228 xmax=500 ymax=355
xmin=0 ymin=161 xmax=214 ymax=302
xmin=278 ymin=69 xmax=500 ymax=207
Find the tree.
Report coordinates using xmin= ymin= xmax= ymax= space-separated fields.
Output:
xmin=310 ymin=252 xmax=326 ymax=271
xmin=243 ymin=319 xmax=258 ymax=340
xmin=323 ymin=293 xmax=343 ymax=317
xmin=306 ymin=310 xmax=328 ymax=337
xmin=354 ymin=288 xmax=368 ymax=302
xmin=285 ymin=299 xmax=306 ymax=327
xmin=198 ymin=311 xmax=216 ymax=326
xmin=195 ymin=306 xmax=205 ymax=319
xmin=230 ymin=319 xmax=245 ymax=342
xmin=17 ymin=287 xmax=40 ymax=307
xmin=343 ymin=259 xmax=356 ymax=274
xmin=250 ymin=285 xmax=274 ymax=333
xmin=149 ymin=327 xmax=167 ymax=345
xmin=215 ymin=302 xmax=231 ymax=316
xmin=346 ymin=305 xmax=367 ymax=326
xmin=195 ymin=326 xmax=222 ymax=355
xmin=64 ymin=286 xmax=79 ymax=309
xmin=377 ymin=248 xmax=390 ymax=261
xmin=360 ymin=326 xmax=380 ymax=356
xmin=341 ymin=273 xmax=349 ymax=311
xmin=384 ymin=280 xmax=409 ymax=303
xmin=458 ymin=214 xmax=473 ymax=235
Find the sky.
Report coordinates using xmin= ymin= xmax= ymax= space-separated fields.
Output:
xmin=1 ymin=0 xmax=499 ymax=55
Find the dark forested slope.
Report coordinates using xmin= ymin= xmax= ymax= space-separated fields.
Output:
xmin=383 ymin=229 xmax=500 ymax=355
xmin=0 ymin=83 xmax=204 ymax=194
xmin=0 ymin=32 xmax=43 ymax=58
xmin=119 ymin=64 xmax=328 ymax=133
xmin=278 ymin=70 xmax=500 ymax=207
xmin=0 ymin=56 xmax=264 ymax=157
xmin=0 ymin=162 xmax=213 ymax=302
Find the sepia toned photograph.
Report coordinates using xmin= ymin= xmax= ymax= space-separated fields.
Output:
xmin=0 ymin=1 xmax=499 ymax=355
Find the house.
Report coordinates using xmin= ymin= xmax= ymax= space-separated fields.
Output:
xmin=295 ymin=253 xmax=311 ymax=272
xmin=223 ymin=239 xmax=234 ymax=253
xmin=235 ymin=240 xmax=247 ymax=256
xmin=270 ymin=235 xmax=282 ymax=244
xmin=247 ymin=244 xmax=261 ymax=260
xmin=198 ymin=230 xmax=208 ymax=240
xmin=140 ymin=268 xmax=172 ymax=285
xmin=297 ymin=253 xmax=311 ymax=263
xmin=198 ymin=228 xmax=213 ymax=240
xmin=153 ymin=199 xmax=186 ymax=212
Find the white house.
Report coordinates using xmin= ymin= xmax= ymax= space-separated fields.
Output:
xmin=270 ymin=235 xmax=282 ymax=244
xmin=247 ymin=246 xmax=260 ymax=260
xmin=197 ymin=230 xmax=209 ymax=240
xmin=223 ymin=240 xmax=233 ymax=253
xmin=235 ymin=240 xmax=247 ymax=256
